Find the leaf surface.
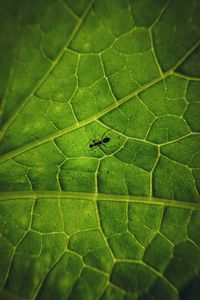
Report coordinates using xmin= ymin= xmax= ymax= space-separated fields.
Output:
xmin=0 ymin=0 xmax=200 ymax=299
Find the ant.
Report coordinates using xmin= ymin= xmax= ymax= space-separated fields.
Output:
xmin=89 ymin=131 xmax=111 ymax=149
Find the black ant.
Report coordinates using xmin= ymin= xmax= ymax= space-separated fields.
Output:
xmin=89 ymin=132 xmax=111 ymax=149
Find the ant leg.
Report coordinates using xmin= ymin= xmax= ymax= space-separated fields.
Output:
xmin=87 ymin=131 xmax=100 ymax=150
xmin=86 ymin=132 xmax=99 ymax=146
xmin=101 ymin=129 xmax=111 ymax=140
xmin=88 ymin=130 xmax=100 ymax=143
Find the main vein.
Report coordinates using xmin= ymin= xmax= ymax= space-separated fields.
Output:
xmin=0 ymin=191 xmax=200 ymax=210
xmin=0 ymin=36 xmax=199 ymax=164
xmin=0 ymin=72 xmax=170 ymax=164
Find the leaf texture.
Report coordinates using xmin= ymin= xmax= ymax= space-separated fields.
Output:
xmin=0 ymin=0 xmax=200 ymax=299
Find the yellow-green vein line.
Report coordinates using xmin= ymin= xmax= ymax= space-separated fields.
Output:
xmin=0 ymin=0 xmax=95 ymax=140
xmin=0 ymin=191 xmax=200 ymax=210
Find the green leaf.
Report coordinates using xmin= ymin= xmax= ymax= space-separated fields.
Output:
xmin=0 ymin=0 xmax=200 ymax=299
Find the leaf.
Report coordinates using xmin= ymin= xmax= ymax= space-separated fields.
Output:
xmin=0 ymin=0 xmax=200 ymax=299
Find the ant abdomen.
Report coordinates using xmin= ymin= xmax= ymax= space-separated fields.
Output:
xmin=102 ymin=137 xmax=110 ymax=143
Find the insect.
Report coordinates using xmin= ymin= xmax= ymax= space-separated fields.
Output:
xmin=89 ymin=136 xmax=110 ymax=149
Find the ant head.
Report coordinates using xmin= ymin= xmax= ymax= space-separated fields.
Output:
xmin=89 ymin=144 xmax=93 ymax=148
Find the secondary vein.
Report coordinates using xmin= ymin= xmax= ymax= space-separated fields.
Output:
xmin=0 ymin=0 xmax=96 ymax=141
